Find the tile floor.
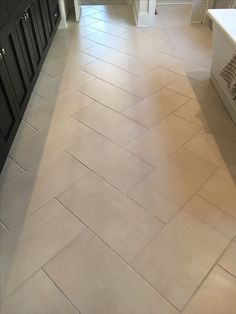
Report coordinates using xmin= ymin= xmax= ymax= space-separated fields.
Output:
xmin=0 ymin=3 xmax=236 ymax=314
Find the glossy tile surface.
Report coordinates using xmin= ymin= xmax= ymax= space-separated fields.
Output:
xmin=1 ymin=3 xmax=236 ymax=313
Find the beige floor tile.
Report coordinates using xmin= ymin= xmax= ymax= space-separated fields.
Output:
xmin=0 ymin=270 xmax=79 ymax=314
xmin=26 ymin=92 xmax=47 ymax=112
xmin=121 ymin=68 xmax=180 ymax=99
xmin=129 ymin=148 xmax=216 ymax=221
xmin=81 ymin=59 xmax=135 ymax=87
xmin=73 ymin=101 xmax=146 ymax=146
xmin=23 ymin=90 xmax=93 ymax=131
xmin=85 ymin=44 xmax=134 ymax=66
xmin=78 ymin=78 xmax=140 ymax=113
xmin=182 ymin=266 xmax=236 ymax=314
xmin=57 ymin=173 xmax=162 ymax=262
xmin=133 ymin=211 xmax=229 ymax=309
xmin=0 ymin=199 xmax=84 ymax=299
xmin=127 ymin=115 xmax=200 ymax=167
xmin=0 ymin=158 xmax=24 ymax=186
xmin=219 ymin=241 xmax=236 ymax=277
xmin=0 ymin=152 xmax=88 ymax=228
xmin=34 ymin=70 xmax=94 ymax=101
xmin=13 ymin=121 xmax=37 ymax=144
xmin=42 ymin=53 xmax=95 ymax=77
xmin=124 ymin=88 xmax=188 ymax=128
xmin=185 ymin=195 xmax=236 ymax=239
xmin=9 ymin=123 xmax=91 ymax=171
xmin=198 ymin=169 xmax=236 ymax=219
xmin=44 ymin=231 xmax=178 ymax=314
xmin=174 ymin=98 xmax=231 ymax=129
xmin=161 ymin=57 xmax=210 ymax=83
xmin=0 ymin=221 xmax=7 ymax=233
xmin=185 ymin=129 xmax=236 ymax=169
xmin=89 ymin=20 xmax=128 ymax=35
xmin=86 ymin=31 xmax=129 ymax=49
xmin=167 ymin=77 xmax=220 ymax=103
xmin=66 ymin=132 xmax=153 ymax=193
xmin=79 ymin=16 xmax=100 ymax=27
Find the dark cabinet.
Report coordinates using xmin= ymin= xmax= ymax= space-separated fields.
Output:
xmin=0 ymin=0 xmax=61 ymax=173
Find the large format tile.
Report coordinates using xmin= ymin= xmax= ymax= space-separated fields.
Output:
xmin=25 ymin=92 xmax=47 ymax=112
xmin=198 ymin=169 xmax=236 ymax=219
xmin=129 ymin=148 xmax=216 ymax=222
xmin=0 ymin=271 xmax=79 ymax=314
xmin=73 ymin=101 xmax=146 ymax=147
xmin=0 ymin=158 xmax=24 ymax=186
xmin=89 ymin=20 xmax=128 ymax=35
xmin=218 ymin=241 xmax=236 ymax=277
xmin=133 ymin=211 xmax=229 ymax=309
xmin=182 ymin=266 xmax=236 ymax=314
xmin=0 ymin=199 xmax=84 ymax=299
xmin=184 ymin=195 xmax=236 ymax=239
xmin=126 ymin=115 xmax=200 ymax=167
xmin=86 ymin=31 xmax=129 ymax=49
xmin=121 ymin=68 xmax=180 ymax=98
xmin=78 ymin=78 xmax=140 ymax=113
xmin=13 ymin=121 xmax=37 ymax=143
xmin=44 ymin=231 xmax=178 ymax=314
xmin=23 ymin=90 xmax=93 ymax=131
xmin=66 ymin=132 xmax=153 ymax=194
xmin=81 ymin=59 xmax=136 ymax=87
xmin=9 ymin=123 xmax=91 ymax=171
xmin=124 ymin=88 xmax=189 ymax=128
xmin=57 ymin=173 xmax=162 ymax=262
xmin=85 ymin=44 xmax=134 ymax=66
xmin=0 ymin=152 xmax=88 ymax=227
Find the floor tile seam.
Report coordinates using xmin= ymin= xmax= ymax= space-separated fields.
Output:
xmin=180 ymin=235 xmax=236 ymax=313
xmin=63 ymin=149 xmax=165 ymax=225
xmin=42 ymin=205 xmax=179 ymax=313
xmin=42 ymin=268 xmax=82 ymax=314
xmin=217 ymin=264 xmax=236 ymax=279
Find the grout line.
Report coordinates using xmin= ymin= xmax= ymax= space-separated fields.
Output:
xmin=217 ymin=264 xmax=236 ymax=279
xmin=42 ymin=268 xmax=81 ymax=314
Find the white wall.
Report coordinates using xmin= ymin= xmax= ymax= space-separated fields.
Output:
xmin=157 ymin=0 xmax=192 ymax=3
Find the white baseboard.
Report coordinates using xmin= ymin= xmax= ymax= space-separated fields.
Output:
xmin=132 ymin=1 xmax=149 ymax=27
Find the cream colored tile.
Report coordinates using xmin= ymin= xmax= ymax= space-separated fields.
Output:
xmin=26 ymin=92 xmax=46 ymax=112
xmin=184 ymin=195 xmax=236 ymax=239
xmin=133 ymin=211 xmax=229 ymax=309
xmin=34 ymin=70 xmax=94 ymax=101
xmin=124 ymin=88 xmax=188 ymax=128
xmin=219 ymin=242 xmax=236 ymax=277
xmin=167 ymin=77 xmax=220 ymax=103
xmin=42 ymin=53 xmax=95 ymax=77
xmin=73 ymin=101 xmax=146 ymax=146
xmin=44 ymin=231 xmax=178 ymax=314
xmin=0 ymin=158 xmax=24 ymax=186
xmin=89 ymin=20 xmax=128 ymax=35
xmin=0 ymin=199 xmax=84 ymax=299
xmin=85 ymin=44 xmax=134 ymax=66
xmin=81 ymin=59 xmax=135 ymax=87
xmin=182 ymin=266 xmax=236 ymax=314
xmin=198 ymin=169 xmax=236 ymax=219
xmin=129 ymin=148 xmax=216 ymax=220
xmin=86 ymin=31 xmax=129 ymax=49
xmin=13 ymin=121 xmax=37 ymax=143
xmin=161 ymin=57 xmax=210 ymax=83
xmin=78 ymin=78 xmax=140 ymax=113
xmin=57 ymin=173 xmax=162 ymax=262
xmin=66 ymin=132 xmax=153 ymax=193
xmin=121 ymin=68 xmax=180 ymax=98
xmin=0 ymin=152 xmax=88 ymax=228
xmin=185 ymin=129 xmax=236 ymax=169
xmin=79 ymin=16 xmax=100 ymax=26
xmin=174 ymin=98 xmax=231 ymax=129
xmin=127 ymin=115 xmax=200 ymax=167
xmin=9 ymin=123 xmax=91 ymax=171
xmin=0 ymin=271 xmax=79 ymax=314
xmin=24 ymin=90 xmax=93 ymax=131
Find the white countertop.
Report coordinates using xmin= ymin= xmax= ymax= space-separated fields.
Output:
xmin=207 ymin=9 xmax=236 ymax=48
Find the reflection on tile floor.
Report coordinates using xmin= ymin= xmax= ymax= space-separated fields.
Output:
xmin=0 ymin=3 xmax=236 ymax=314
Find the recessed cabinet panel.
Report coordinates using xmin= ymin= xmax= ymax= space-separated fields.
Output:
xmin=0 ymin=1 xmax=9 ymax=29
xmin=33 ymin=0 xmax=48 ymax=51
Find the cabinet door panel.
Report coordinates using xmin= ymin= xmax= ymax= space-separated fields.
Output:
xmin=0 ymin=61 xmax=20 ymax=151
xmin=32 ymin=0 xmax=48 ymax=52
xmin=0 ymin=1 xmax=9 ymax=29
xmin=1 ymin=29 xmax=29 ymax=114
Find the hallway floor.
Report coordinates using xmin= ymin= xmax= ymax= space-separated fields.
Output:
xmin=1 ymin=4 xmax=236 ymax=314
